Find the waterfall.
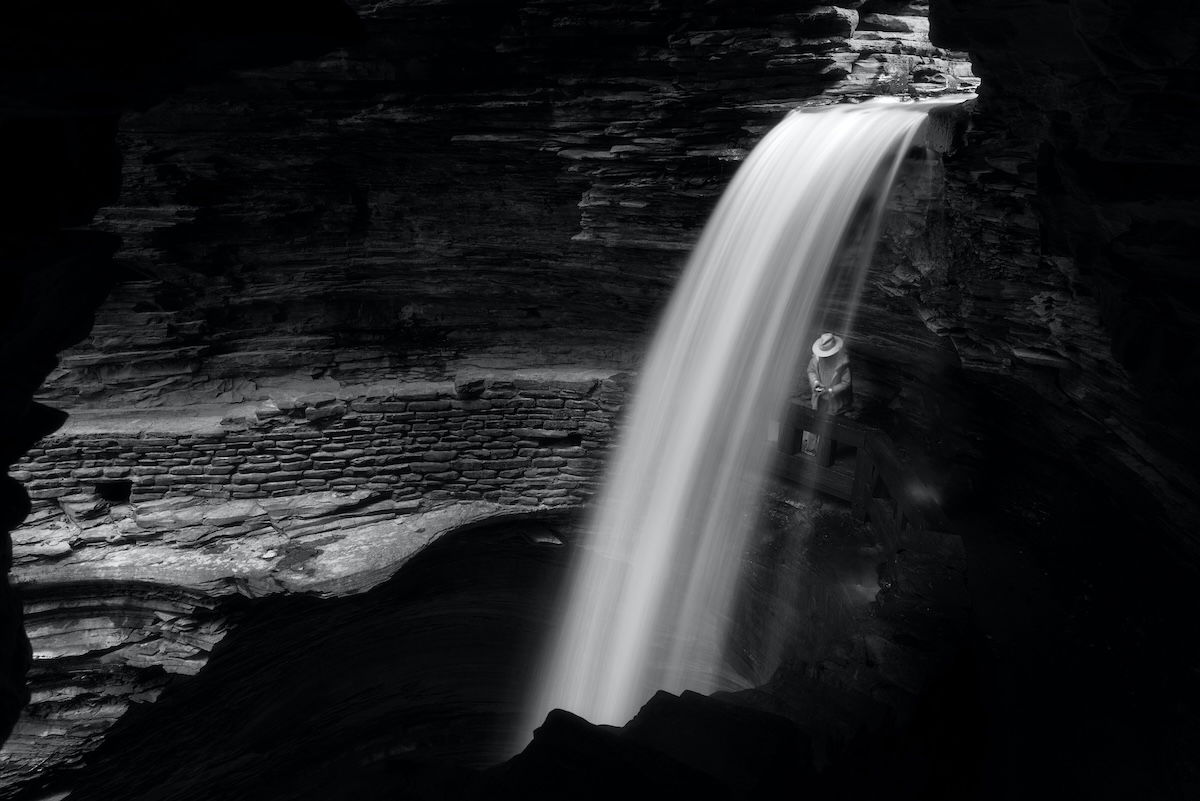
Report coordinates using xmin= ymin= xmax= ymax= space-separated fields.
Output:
xmin=521 ymin=98 xmax=959 ymax=739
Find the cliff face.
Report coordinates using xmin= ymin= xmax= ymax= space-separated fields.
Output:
xmin=41 ymin=0 xmax=972 ymax=408
xmin=914 ymin=0 xmax=1200 ymax=552
xmin=0 ymin=1 xmax=981 ymax=793
xmin=1 ymin=0 xmax=1198 ymax=797
xmin=0 ymin=0 xmax=365 ymax=760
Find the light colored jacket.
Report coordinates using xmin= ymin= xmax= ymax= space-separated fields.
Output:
xmin=807 ymin=352 xmax=853 ymax=415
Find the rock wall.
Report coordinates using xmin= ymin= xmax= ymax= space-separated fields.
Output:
xmin=0 ymin=5 xmax=980 ymax=788
xmin=39 ymin=0 xmax=974 ymax=409
xmin=0 ymin=4 xmax=979 ymax=788
xmin=2 ymin=495 xmax=556 ymax=791
xmin=0 ymin=0 xmax=365 ymax=753
xmin=4 ymin=371 xmax=626 ymax=790
xmin=15 ymin=0 xmax=1200 ymax=797
xmin=909 ymin=0 xmax=1200 ymax=558
xmin=15 ymin=374 xmax=621 ymax=511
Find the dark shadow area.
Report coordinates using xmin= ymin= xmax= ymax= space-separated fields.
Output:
xmin=7 ymin=495 xmax=989 ymax=801
xmin=479 ymin=493 xmax=983 ymax=801
xmin=949 ymin=375 xmax=1200 ymax=801
xmin=91 ymin=480 xmax=131 ymax=505
xmin=0 ymin=2 xmax=1195 ymax=800
xmin=11 ymin=514 xmax=577 ymax=801
xmin=12 ymin=400 xmax=1188 ymax=800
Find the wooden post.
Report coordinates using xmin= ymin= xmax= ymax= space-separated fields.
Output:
xmin=778 ymin=418 xmax=800 ymax=457
xmin=851 ymin=442 xmax=876 ymax=520
xmin=780 ymin=399 xmax=807 ymax=456
xmin=815 ymin=425 xmax=835 ymax=466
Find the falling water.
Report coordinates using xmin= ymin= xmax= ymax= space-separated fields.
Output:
xmin=521 ymin=98 xmax=960 ymax=739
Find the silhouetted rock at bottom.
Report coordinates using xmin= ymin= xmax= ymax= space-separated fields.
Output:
xmin=479 ymin=691 xmax=813 ymax=801
xmin=623 ymin=690 xmax=817 ymax=799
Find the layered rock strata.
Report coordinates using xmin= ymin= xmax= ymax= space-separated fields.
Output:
xmin=21 ymin=0 xmax=1200 ymax=795
xmin=920 ymin=0 xmax=1200 ymax=559
xmin=5 ymin=502 xmax=973 ymax=801
xmin=0 ymin=0 xmax=364 ymax=751
xmin=0 ymin=0 xmax=1193 ymax=796
xmin=16 ymin=374 xmax=621 ymax=510
xmin=1 ymin=496 xmax=555 ymax=791
xmin=2 ymin=371 xmax=621 ymax=788
xmin=40 ymin=0 xmax=975 ymax=408
xmin=2 ymin=4 xmax=976 ymax=787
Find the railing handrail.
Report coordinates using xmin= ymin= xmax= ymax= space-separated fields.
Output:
xmin=861 ymin=434 xmax=947 ymax=532
xmin=782 ymin=397 xmax=948 ymax=535
xmin=784 ymin=399 xmax=870 ymax=447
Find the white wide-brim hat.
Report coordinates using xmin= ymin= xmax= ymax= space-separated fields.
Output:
xmin=812 ymin=332 xmax=844 ymax=357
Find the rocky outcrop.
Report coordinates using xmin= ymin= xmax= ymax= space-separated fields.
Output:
xmin=1 ymin=497 xmax=974 ymax=801
xmin=2 ymin=0 xmax=1198 ymax=798
xmin=2 ymin=369 xmax=623 ymax=788
xmin=0 ymin=2 xmax=980 ymax=790
xmin=15 ymin=374 xmax=620 ymax=510
xmin=0 ymin=0 xmax=363 ymax=751
xmin=3 ymin=515 xmax=581 ymax=800
xmin=39 ymin=0 xmax=974 ymax=409
xmin=1 ymin=497 xmax=560 ymax=791
xmin=914 ymin=0 xmax=1200 ymax=559
xmin=0 ymin=581 xmax=224 ymax=790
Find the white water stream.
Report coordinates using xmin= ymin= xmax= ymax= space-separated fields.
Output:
xmin=521 ymin=98 xmax=960 ymax=740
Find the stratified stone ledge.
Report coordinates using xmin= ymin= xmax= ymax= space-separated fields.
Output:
xmin=14 ymin=372 xmax=628 ymax=513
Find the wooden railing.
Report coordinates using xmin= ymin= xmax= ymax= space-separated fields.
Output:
xmin=775 ymin=399 xmax=948 ymax=546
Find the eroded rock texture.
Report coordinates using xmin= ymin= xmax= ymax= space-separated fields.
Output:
xmin=1 ymin=0 xmax=1198 ymax=797
xmin=917 ymin=0 xmax=1200 ymax=555
xmin=0 ymin=0 xmax=363 ymax=758
xmin=2 ymin=495 xmax=540 ymax=791
xmin=41 ymin=0 xmax=973 ymax=409
xmin=1 ymin=1 xmax=979 ymax=792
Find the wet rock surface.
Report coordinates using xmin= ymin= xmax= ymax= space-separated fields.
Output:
xmin=5 ymin=502 xmax=972 ymax=801
xmin=0 ymin=0 xmax=366 ymax=747
xmin=5 ymin=516 xmax=572 ymax=801
xmin=918 ymin=0 xmax=1200 ymax=558
xmin=0 ymin=0 xmax=1197 ymax=798
xmin=15 ymin=372 xmax=622 ymax=511
xmin=0 ymin=2 xmax=979 ymax=786
xmin=38 ymin=0 xmax=973 ymax=409
xmin=1 ymin=497 xmax=541 ymax=792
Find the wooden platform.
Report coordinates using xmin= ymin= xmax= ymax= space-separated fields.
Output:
xmin=774 ymin=401 xmax=871 ymax=505
xmin=774 ymin=448 xmax=856 ymax=500
xmin=772 ymin=399 xmax=949 ymax=548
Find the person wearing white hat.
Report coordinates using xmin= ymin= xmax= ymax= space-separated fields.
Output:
xmin=802 ymin=332 xmax=853 ymax=455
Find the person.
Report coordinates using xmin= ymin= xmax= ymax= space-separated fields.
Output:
xmin=802 ymin=332 xmax=852 ymax=455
